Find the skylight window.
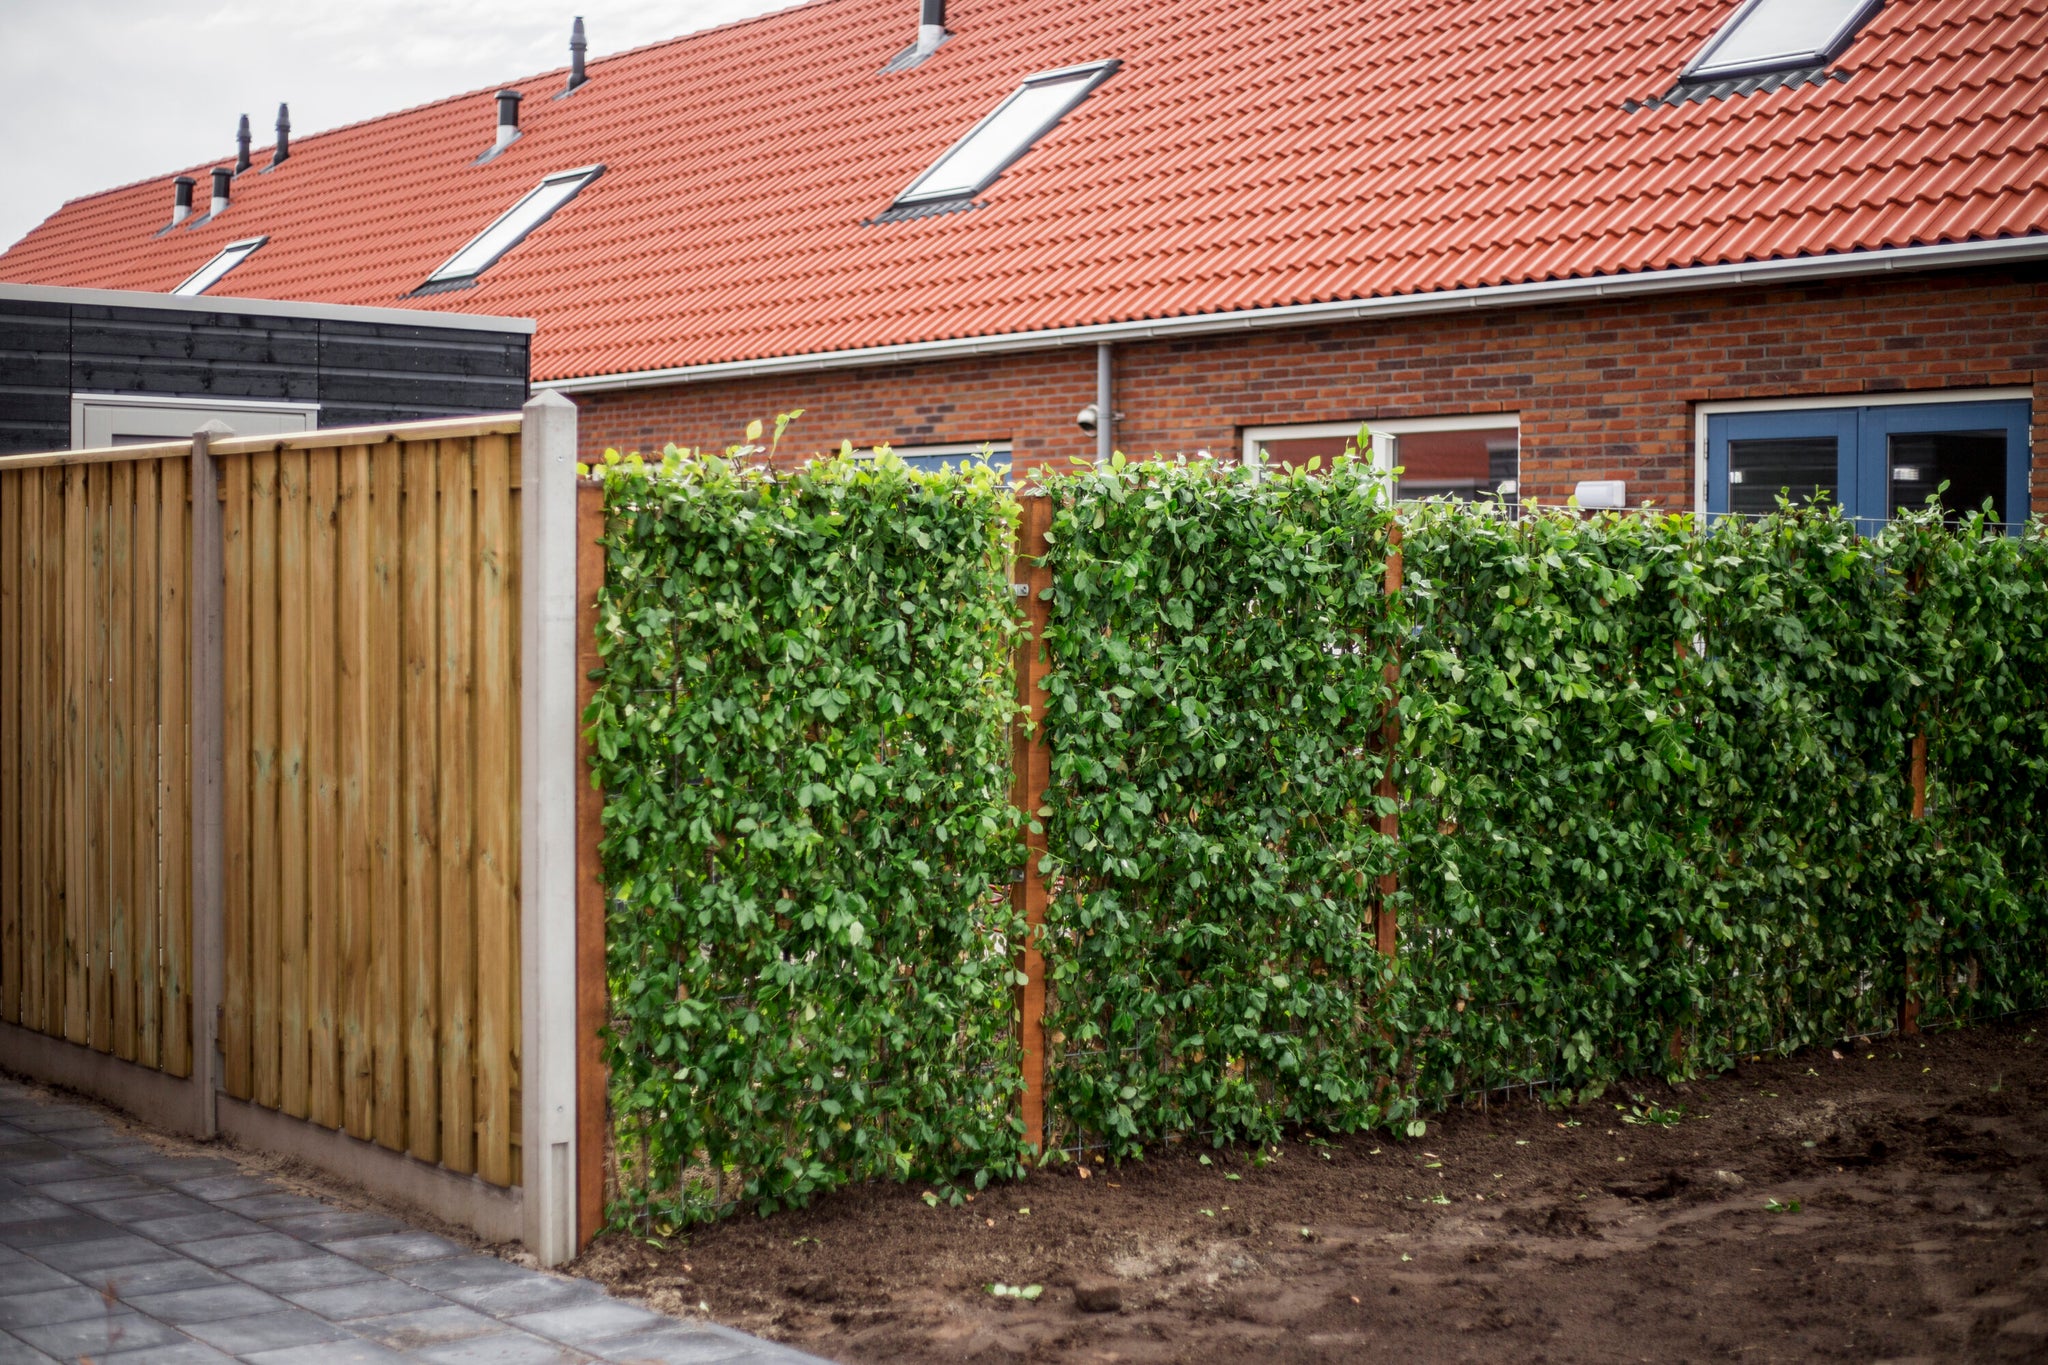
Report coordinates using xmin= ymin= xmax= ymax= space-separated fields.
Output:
xmin=894 ymin=60 xmax=1118 ymax=208
xmin=172 ymin=236 xmax=267 ymax=296
xmin=1682 ymin=0 xmax=1880 ymax=81
xmin=423 ymin=165 xmax=603 ymax=288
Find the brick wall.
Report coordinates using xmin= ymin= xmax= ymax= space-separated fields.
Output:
xmin=572 ymin=265 xmax=2048 ymax=511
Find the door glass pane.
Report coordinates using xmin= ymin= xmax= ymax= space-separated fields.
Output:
xmin=1889 ymin=430 xmax=2006 ymax=525
xmin=1727 ymin=437 xmax=1837 ymax=515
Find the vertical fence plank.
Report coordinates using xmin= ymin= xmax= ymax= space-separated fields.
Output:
xmin=306 ymin=453 xmax=341 ymax=1128
xmin=222 ymin=453 xmax=254 ymax=1097
xmin=160 ymin=457 xmax=191 ymax=1077
xmin=472 ymin=435 xmax=517 ymax=1187
xmin=109 ymin=463 xmax=136 ymax=1060
xmin=89 ymin=464 xmax=114 ymax=1051
xmin=248 ymin=450 xmax=281 ymax=1108
xmin=64 ymin=465 xmax=90 ymax=1045
xmin=437 ymin=438 xmax=478 ymax=1176
xmin=574 ymin=478 xmax=606 ymax=1245
xmin=337 ymin=446 xmax=374 ymax=1139
xmin=402 ymin=441 xmax=442 ymax=1163
xmin=1011 ymin=492 xmax=1053 ymax=1155
xmin=279 ymin=450 xmax=313 ymax=1119
xmin=133 ymin=462 xmax=161 ymax=1068
xmin=368 ymin=443 xmax=405 ymax=1151
xmin=0 ymin=474 xmax=18 ymax=1026
xmin=40 ymin=470 xmax=65 ymax=1036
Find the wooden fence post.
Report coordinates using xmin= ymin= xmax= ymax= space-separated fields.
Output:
xmin=1012 ymin=492 xmax=1054 ymax=1155
xmin=573 ymin=478 xmax=607 ymax=1248
xmin=519 ymin=392 xmax=581 ymax=1266
xmin=1375 ymin=521 xmax=1403 ymax=957
xmin=1902 ymin=726 xmax=1927 ymax=1036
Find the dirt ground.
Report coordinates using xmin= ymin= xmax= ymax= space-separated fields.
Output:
xmin=577 ymin=1013 xmax=2048 ymax=1363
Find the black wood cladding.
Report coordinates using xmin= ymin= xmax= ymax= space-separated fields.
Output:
xmin=0 ymin=297 xmax=529 ymax=454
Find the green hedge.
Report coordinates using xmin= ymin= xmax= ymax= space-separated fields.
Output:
xmin=1038 ymin=465 xmax=2048 ymax=1151
xmin=1035 ymin=455 xmax=1411 ymax=1152
xmin=588 ymin=443 xmax=1026 ymax=1228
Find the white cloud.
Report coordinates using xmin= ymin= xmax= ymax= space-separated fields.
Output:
xmin=0 ymin=0 xmax=802 ymax=250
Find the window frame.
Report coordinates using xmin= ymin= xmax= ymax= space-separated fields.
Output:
xmin=1680 ymin=0 xmax=1882 ymax=82
xmin=422 ymin=165 xmax=604 ymax=289
xmin=893 ymin=60 xmax=1118 ymax=208
xmin=1241 ymin=413 xmax=1520 ymax=497
xmin=172 ymin=236 xmax=268 ymax=297
xmin=867 ymin=440 xmax=1012 ymax=476
xmin=1696 ymin=388 xmax=2033 ymax=531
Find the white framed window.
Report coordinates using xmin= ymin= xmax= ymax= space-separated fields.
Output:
xmin=424 ymin=165 xmax=604 ymax=288
xmin=172 ymin=237 xmax=267 ymax=296
xmin=894 ymin=61 xmax=1117 ymax=208
xmin=1242 ymin=414 xmax=1520 ymax=503
xmin=870 ymin=440 xmax=1011 ymax=476
xmin=1681 ymin=0 xmax=1880 ymax=82
xmin=71 ymin=392 xmax=318 ymax=450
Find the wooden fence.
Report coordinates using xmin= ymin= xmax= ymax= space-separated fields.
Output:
xmin=211 ymin=423 xmax=523 ymax=1187
xmin=0 ymin=398 xmax=590 ymax=1266
xmin=0 ymin=446 xmax=194 ymax=1076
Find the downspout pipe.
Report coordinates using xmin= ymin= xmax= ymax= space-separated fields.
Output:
xmin=1096 ymin=342 xmax=1113 ymax=462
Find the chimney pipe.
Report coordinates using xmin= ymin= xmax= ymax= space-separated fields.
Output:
xmin=566 ymin=16 xmax=588 ymax=92
xmin=235 ymin=115 xmax=252 ymax=175
xmin=209 ymin=166 xmax=232 ymax=219
xmin=170 ymin=176 xmax=195 ymax=228
xmin=271 ymin=103 xmax=290 ymax=168
xmin=916 ymin=0 xmax=946 ymax=57
xmin=494 ymin=90 xmax=523 ymax=151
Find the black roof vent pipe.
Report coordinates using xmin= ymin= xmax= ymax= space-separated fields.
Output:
xmin=271 ymin=104 xmax=290 ymax=168
xmin=235 ymin=114 xmax=252 ymax=175
xmin=918 ymin=0 xmax=947 ymax=54
xmin=566 ymin=16 xmax=589 ymax=93
xmin=494 ymin=90 xmax=523 ymax=152
xmin=169 ymin=176 xmax=195 ymax=229
xmin=208 ymin=166 xmax=232 ymax=219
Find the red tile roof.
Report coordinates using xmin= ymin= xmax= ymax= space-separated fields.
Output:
xmin=3 ymin=0 xmax=2044 ymax=384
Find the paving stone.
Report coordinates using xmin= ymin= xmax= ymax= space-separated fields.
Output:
xmin=0 ymin=1286 xmax=112 ymax=1330
xmin=34 ymin=1175 xmax=159 ymax=1204
xmin=412 ymin=1331 xmax=594 ymax=1364
xmin=183 ymin=1230 xmax=322 ymax=1268
xmin=168 ymin=1173 xmax=278 ymax=1201
xmin=390 ymin=1256 xmax=535 ymax=1293
xmin=131 ymin=1210 xmax=268 ymax=1243
xmin=6 ymin=1158 xmax=112 ymax=1186
xmin=0 ymin=1144 xmax=64 ymax=1165
xmin=0 ymin=1212 xmax=123 ymax=1247
xmin=26 ymin=1233 xmax=170 ymax=1274
xmin=87 ymin=1256 xmax=235 ymax=1297
xmin=11 ymin=1309 xmax=185 ymax=1359
xmin=125 ymin=1282 xmax=288 ymax=1324
xmin=217 ymin=1192 xmax=333 ymax=1220
xmin=81 ymin=1191 xmax=215 ymax=1224
xmin=442 ymin=1271 xmax=605 ymax=1317
xmin=583 ymin=1324 xmax=762 ymax=1364
xmin=265 ymin=1209 xmax=405 ymax=1242
xmin=229 ymin=1253 xmax=382 ymax=1294
xmin=3 ymin=1110 xmax=102 ymax=1135
xmin=49 ymin=1127 xmax=145 ymax=1152
xmin=352 ymin=1304 xmax=506 ymax=1349
xmin=105 ymin=1155 xmax=240 ymax=1183
xmin=323 ymin=1230 xmax=469 ymax=1269
xmin=0 ymin=1332 xmax=59 ymax=1365
xmin=184 ymin=1306 xmax=355 ymax=1355
xmin=0 ymin=1197 xmax=70 ymax=1227
xmin=284 ymin=1277 xmax=446 ymax=1321
xmin=0 ymin=1180 xmax=23 ymax=1201
xmin=99 ymin=1340 xmax=239 ymax=1364
xmin=509 ymin=1301 xmax=670 ymax=1348
xmin=0 ymin=1262 xmax=73 ymax=1296
xmin=244 ymin=1337 xmax=412 ymax=1364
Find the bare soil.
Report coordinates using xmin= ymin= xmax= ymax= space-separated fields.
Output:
xmin=576 ymin=1013 xmax=2048 ymax=1363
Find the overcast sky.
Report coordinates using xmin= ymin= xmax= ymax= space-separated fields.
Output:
xmin=0 ymin=0 xmax=803 ymax=252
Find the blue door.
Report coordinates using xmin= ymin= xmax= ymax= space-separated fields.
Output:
xmin=1707 ymin=399 xmax=2030 ymax=532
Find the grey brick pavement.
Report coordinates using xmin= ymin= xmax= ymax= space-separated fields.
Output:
xmin=0 ymin=1077 xmax=830 ymax=1364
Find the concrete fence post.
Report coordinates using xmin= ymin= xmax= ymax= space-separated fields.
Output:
xmin=519 ymin=391 xmax=581 ymax=1265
